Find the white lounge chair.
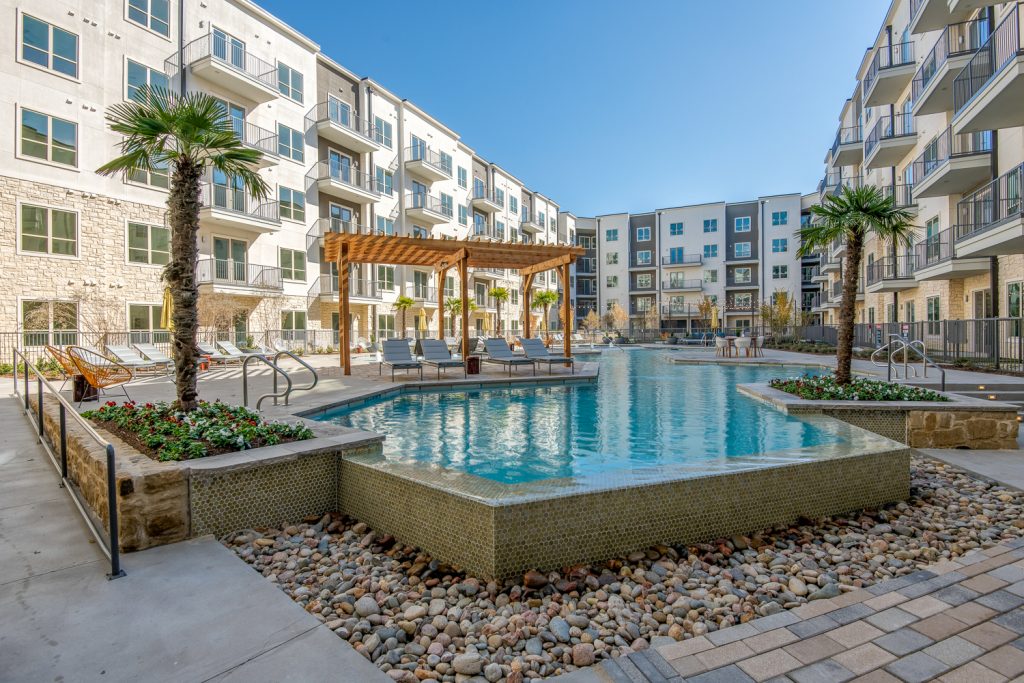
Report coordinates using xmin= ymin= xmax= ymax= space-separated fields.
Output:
xmin=379 ymin=339 xmax=422 ymax=380
xmin=133 ymin=343 xmax=174 ymax=372
xmin=483 ymin=338 xmax=535 ymax=376
xmin=106 ymin=344 xmax=161 ymax=373
xmin=519 ymin=337 xmax=574 ymax=374
xmin=217 ymin=340 xmax=268 ymax=360
xmin=197 ymin=342 xmax=237 ymax=365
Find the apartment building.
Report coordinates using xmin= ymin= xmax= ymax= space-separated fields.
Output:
xmin=585 ymin=194 xmax=813 ymax=333
xmin=816 ymin=0 xmax=1024 ymax=329
xmin=1 ymin=0 xmax=565 ymax=348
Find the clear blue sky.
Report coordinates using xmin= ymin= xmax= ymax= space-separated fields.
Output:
xmin=257 ymin=0 xmax=889 ymax=215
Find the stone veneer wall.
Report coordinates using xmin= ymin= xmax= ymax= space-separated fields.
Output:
xmin=907 ymin=410 xmax=1020 ymax=449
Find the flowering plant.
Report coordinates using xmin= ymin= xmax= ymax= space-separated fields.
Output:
xmin=769 ymin=375 xmax=948 ymax=402
xmin=83 ymin=400 xmax=314 ymax=461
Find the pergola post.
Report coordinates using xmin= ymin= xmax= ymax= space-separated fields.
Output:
xmin=338 ymin=245 xmax=351 ymax=376
xmin=561 ymin=261 xmax=572 ymax=361
xmin=522 ymin=272 xmax=535 ymax=339
xmin=436 ymin=267 xmax=447 ymax=340
xmin=459 ymin=255 xmax=470 ymax=358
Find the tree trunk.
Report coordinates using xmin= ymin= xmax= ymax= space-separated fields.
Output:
xmin=496 ymin=301 xmax=502 ymax=336
xmin=166 ymin=159 xmax=202 ymax=411
xmin=401 ymin=309 xmax=407 ymax=339
xmin=836 ymin=231 xmax=863 ymax=385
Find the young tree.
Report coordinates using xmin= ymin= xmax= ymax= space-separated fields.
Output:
xmin=393 ymin=295 xmax=414 ymax=338
xmin=696 ymin=295 xmax=716 ymax=331
xmin=443 ymin=297 xmax=477 ymax=336
xmin=583 ymin=309 xmax=601 ymax=335
xmin=488 ymin=286 xmax=510 ymax=335
xmin=531 ymin=290 xmax=559 ymax=341
xmin=759 ymin=290 xmax=795 ymax=338
xmin=603 ymin=302 xmax=628 ymax=333
xmin=799 ymin=185 xmax=915 ymax=384
xmin=97 ymin=87 xmax=268 ymax=411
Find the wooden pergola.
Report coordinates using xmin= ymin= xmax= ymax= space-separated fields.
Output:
xmin=323 ymin=233 xmax=586 ymax=375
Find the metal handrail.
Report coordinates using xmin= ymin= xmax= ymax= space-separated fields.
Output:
xmin=884 ymin=334 xmax=946 ymax=390
xmin=11 ymin=348 xmax=125 ymax=579
xmin=272 ymin=350 xmax=318 ymax=403
xmin=241 ymin=355 xmax=292 ymax=410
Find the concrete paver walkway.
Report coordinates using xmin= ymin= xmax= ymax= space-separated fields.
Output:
xmin=0 ymin=395 xmax=387 ymax=683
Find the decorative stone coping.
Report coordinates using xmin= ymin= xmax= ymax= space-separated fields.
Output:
xmin=739 ymin=383 xmax=1020 ymax=450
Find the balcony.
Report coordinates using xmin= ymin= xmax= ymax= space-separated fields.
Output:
xmin=311 ymin=275 xmax=383 ymax=303
xmin=819 ymin=171 xmax=840 ymax=196
xmin=305 ymin=217 xmax=368 ymax=250
xmin=474 ymin=294 xmax=497 ymax=310
xmin=820 ymin=254 xmax=842 ymax=274
xmin=629 ymin=302 xmax=656 ymax=316
xmin=404 ymin=146 xmax=452 ymax=183
xmin=173 ymin=34 xmax=278 ymax=103
xmin=863 ymin=42 xmax=916 ymax=107
xmin=662 ymin=278 xmax=703 ymax=292
xmin=405 ymin=192 xmax=452 ymax=225
xmin=913 ymin=227 xmax=991 ymax=281
xmin=802 ymin=265 xmax=821 ymax=283
xmin=196 ymin=259 xmax=283 ymax=295
xmin=199 ymin=183 xmax=280 ymax=234
xmin=307 ymin=161 xmax=380 ymax=204
xmin=830 ymin=236 xmax=846 ymax=259
xmin=909 ymin=0 xmax=986 ymax=34
xmin=725 ymin=274 xmax=758 ymax=290
xmin=805 ymin=292 xmax=824 ymax=312
xmin=233 ymin=121 xmax=278 ymax=167
xmin=471 ymin=187 xmax=503 ymax=214
xmin=661 ymin=253 xmax=702 ymax=267
xmin=864 ymin=114 xmax=918 ymax=169
xmin=912 ymin=18 xmax=990 ymax=116
xmin=471 ymin=224 xmax=504 ymax=241
xmin=954 ymin=162 xmax=1024 ymax=257
xmin=865 ymin=255 xmax=917 ymax=293
xmin=912 ymin=128 xmax=993 ymax=199
xmin=953 ymin=5 xmax=1024 ymax=134
xmin=661 ymin=304 xmax=701 ymax=317
xmin=630 ymin=278 xmax=657 ymax=292
xmin=881 ymin=183 xmax=918 ymax=211
xmin=305 ymin=102 xmax=380 ymax=153
xmin=409 ymin=285 xmax=438 ymax=303
xmin=831 ymin=125 xmax=864 ymax=166
xmin=520 ymin=212 xmax=543 ymax=234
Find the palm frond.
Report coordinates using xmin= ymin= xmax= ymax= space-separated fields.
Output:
xmin=800 ymin=184 xmax=916 ymax=256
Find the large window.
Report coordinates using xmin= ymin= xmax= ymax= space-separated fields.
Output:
xmin=21 ymin=109 xmax=76 ymax=166
xmin=127 ymin=0 xmax=169 ymax=36
xmin=277 ymin=63 xmax=303 ymax=102
xmin=281 ymin=311 xmax=306 ymax=340
xmin=926 ymin=296 xmax=940 ymax=334
xmin=458 ymin=205 xmax=468 ymax=226
xmin=734 ymin=242 xmax=751 ymax=258
xmin=127 ymin=222 xmax=169 ymax=265
xmin=606 ymin=252 xmax=618 ymax=265
xmin=279 ymin=248 xmax=306 ymax=281
xmin=377 ymin=265 xmax=395 ymax=291
xmin=457 ymin=167 xmax=467 ymax=188
xmin=129 ymin=157 xmax=169 ymax=189
xmin=1009 ymin=282 xmax=1022 ymax=337
xmin=374 ymin=117 xmax=392 ymax=148
xmin=734 ymin=267 xmax=752 ymax=283
xmin=375 ymin=168 xmax=394 ymax=196
xmin=734 ymin=216 xmax=751 ymax=232
xmin=606 ymin=276 xmax=618 ymax=287
xmin=636 ymin=226 xmax=651 ymax=241
xmin=703 ymin=219 xmax=718 ymax=233
xmin=772 ymin=265 xmax=788 ymax=279
xmin=703 ymin=244 xmax=718 ymax=258
xmin=669 ymin=222 xmax=683 ymax=236
xmin=771 ymin=211 xmax=788 ymax=226
xmin=129 ymin=303 xmax=168 ymax=343
xmin=279 ymin=187 xmax=305 ymax=221
xmin=22 ymin=14 xmax=78 ymax=78
xmin=127 ymin=60 xmax=169 ymax=101
xmin=636 ymin=273 xmax=652 ymax=289
xmin=376 ymin=216 xmax=395 ymax=235
xmin=636 ymin=250 xmax=652 ymax=265
xmin=439 ymin=151 xmax=453 ymax=175
xmin=771 ymin=238 xmax=788 ymax=253
xmin=22 ymin=300 xmax=78 ymax=346
xmin=21 ymin=205 xmax=77 ymax=256
xmin=277 ymin=124 xmax=303 ymax=162
xmin=509 ymin=196 xmax=518 ymax=215
xmin=704 ymin=269 xmax=718 ymax=283
xmin=378 ymin=314 xmax=396 ymax=339
xmin=734 ymin=293 xmax=753 ymax=308
xmin=440 ymin=193 xmax=453 ymax=217
xmin=605 ymin=229 xmax=618 ymax=242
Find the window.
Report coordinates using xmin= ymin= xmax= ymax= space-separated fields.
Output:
xmin=734 ymin=242 xmax=751 ymax=258
xmin=636 ymin=250 xmax=652 ymax=265
xmin=636 ymin=226 xmax=651 ymax=241
xmin=20 ymin=109 xmax=76 ymax=167
xmin=703 ymin=244 xmax=718 ymax=258
xmin=439 ymin=151 xmax=453 ymax=175
xmin=734 ymin=217 xmax=751 ymax=232
xmin=377 ymin=266 xmax=395 ymax=291
xmin=510 ymin=289 xmax=518 ymax=305
xmin=129 ymin=303 xmax=168 ymax=343
xmin=734 ymin=293 xmax=753 ymax=308
xmin=440 ymin=193 xmax=453 ymax=217
xmin=703 ymin=219 xmax=718 ymax=233
xmin=734 ymin=267 xmax=752 ymax=283
xmin=412 ymin=225 xmax=428 ymax=239
xmin=126 ymin=60 xmax=168 ymax=101
xmin=538 ymin=212 xmax=546 ymax=228
xmin=22 ymin=14 xmax=78 ymax=78
xmin=281 ymin=311 xmax=306 ymax=339
xmin=606 ymin=229 xmax=618 ymax=242
xmin=458 ymin=205 xmax=468 ymax=226
xmin=669 ymin=222 xmax=684 ymax=236
xmin=279 ymin=187 xmax=305 ymax=222
xmin=496 ymin=221 xmax=505 ymax=240
xmin=636 ymin=297 xmax=653 ymax=312
xmin=886 ymin=303 xmax=896 ymax=323
xmin=771 ymin=211 xmax=788 ymax=226
xmin=772 ymin=265 xmax=788 ymax=279
xmin=279 ymin=248 xmax=306 ymax=280
xmin=377 ymin=314 xmax=396 ymax=339
xmin=473 ymin=212 xmax=486 ymax=235
xmin=129 ymin=157 xmax=169 ymax=189
xmin=606 ymin=252 xmax=619 ymax=265
xmin=127 ymin=0 xmax=169 ymax=36
xmin=22 ymin=300 xmax=78 ymax=347
xmin=926 ymin=296 xmax=940 ymax=334
xmin=376 ymin=216 xmax=395 ymax=235
xmin=21 ymin=205 xmax=76 ymax=256
xmin=1009 ymin=282 xmax=1022 ymax=337
xmin=704 ymin=269 xmax=718 ymax=283
xmin=771 ymin=238 xmax=788 ymax=253
xmin=375 ymin=167 xmax=394 ymax=196
xmin=495 ymin=188 xmax=505 ymax=207
xmin=374 ymin=117 xmax=392 ymax=148
xmin=127 ymin=222 xmax=169 ymax=265
xmin=509 ymin=196 xmax=518 ymax=215
xmin=444 ymin=276 xmax=455 ymax=297
xmin=904 ymin=301 xmax=916 ymax=323
xmin=636 ymin=273 xmax=652 ymax=289
xmin=457 ymin=167 xmax=467 ymax=188
xmin=277 ymin=124 xmax=303 ymax=161
xmin=668 ymin=246 xmax=684 ymax=263
xmin=606 ymin=276 xmax=618 ymax=287
xmin=277 ymin=63 xmax=303 ymax=102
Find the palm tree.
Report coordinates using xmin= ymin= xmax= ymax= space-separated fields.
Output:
xmin=97 ymin=87 xmax=269 ymax=411
xmin=798 ymin=185 xmax=915 ymax=385
xmin=393 ymin=295 xmax=414 ymax=338
xmin=488 ymin=286 xmax=510 ymax=335
xmin=443 ymin=297 xmax=477 ymax=336
xmin=531 ymin=289 xmax=560 ymax=341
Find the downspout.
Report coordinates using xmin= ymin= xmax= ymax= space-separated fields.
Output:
xmin=656 ymin=211 xmax=662 ymax=330
xmin=989 ymin=128 xmax=1000 ymax=317
xmin=178 ymin=0 xmax=186 ymax=94
xmin=759 ymin=200 xmax=766 ymax=330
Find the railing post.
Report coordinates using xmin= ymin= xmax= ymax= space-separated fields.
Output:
xmin=37 ymin=377 xmax=44 ymax=438
xmin=59 ymin=404 xmax=68 ymax=485
xmin=24 ymin=357 xmax=29 ymax=409
xmin=994 ymin=318 xmax=1001 ymax=370
xmin=105 ymin=444 xmax=125 ymax=580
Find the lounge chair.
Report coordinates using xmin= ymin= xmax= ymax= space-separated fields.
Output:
xmin=518 ymin=337 xmax=574 ymax=374
xmin=66 ymin=346 xmax=133 ymax=406
xmin=132 ymin=343 xmax=174 ymax=372
xmin=444 ymin=336 xmax=458 ymax=352
xmin=419 ymin=339 xmax=466 ymax=379
xmin=217 ymin=340 xmax=269 ymax=360
xmin=197 ymin=342 xmax=237 ymax=365
xmin=106 ymin=344 xmax=162 ymax=373
xmin=483 ymin=338 xmax=535 ymax=376
xmin=379 ymin=339 xmax=423 ymax=380
xmin=45 ymin=345 xmax=77 ymax=391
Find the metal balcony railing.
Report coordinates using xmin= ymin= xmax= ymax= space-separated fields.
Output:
xmin=629 ymin=302 xmax=656 ymax=315
xmin=726 ymin=274 xmax=757 ymax=288
xmin=882 ymin=183 xmax=916 ymax=209
xmin=662 ymin=278 xmax=703 ymax=290
xmin=199 ymin=183 xmax=280 ymax=223
xmin=661 ymin=253 xmax=702 ymax=266
xmin=306 ymin=161 xmax=379 ymax=196
xmin=954 ymin=4 xmax=1024 ymax=114
xmin=231 ymin=120 xmax=277 ymax=157
xmin=865 ymin=113 xmax=917 ymax=158
xmin=404 ymin=192 xmax=452 ymax=217
xmin=474 ymin=295 xmax=497 ymax=309
xmin=866 ymin=255 xmax=916 ymax=285
xmin=406 ymin=145 xmax=453 ymax=177
xmin=864 ymin=41 xmax=915 ymax=96
xmin=196 ymin=259 xmax=283 ymax=290
xmin=410 ymin=285 xmax=437 ymax=301
xmin=805 ymin=292 xmax=823 ymax=309
xmin=321 ymin=275 xmax=382 ymax=300
xmin=831 ymin=125 xmax=863 ymax=158
xmin=912 ymin=17 xmax=991 ymax=102
xmin=912 ymin=127 xmax=993 ymax=184
xmin=914 ymin=228 xmax=956 ymax=268
xmin=173 ymin=34 xmax=277 ymax=90
xmin=472 ymin=186 xmax=503 ymax=206
xmin=304 ymin=102 xmax=377 ymax=142
xmin=802 ymin=265 xmax=821 ymax=282
xmin=955 ymin=162 xmax=1024 ymax=242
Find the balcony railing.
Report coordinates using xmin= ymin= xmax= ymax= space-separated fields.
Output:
xmin=629 ymin=302 xmax=656 ymax=315
xmin=882 ymin=183 xmax=916 ymax=209
xmin=864 ymin=41 xmax=915 ymax=96
xmin=662 ymin=278 xmax=702 ymax=290
xmin=233 ymin=120 xmax=277 ymax=157
xmin=306 ymin=160 xmax=379 ymax=195
xmin=804 ymin=292 xmax=822 ymax=310
xmin=865 ymin=113 xmax=917 ymax=158
xmin=199 ymin=183 xmax=280 ymax=223
xmin=866 ymin=256 xmax=916 ymax=285
xmin=954 ymin=4 xmax=1024 ymax=115
xmin=831 ymin=125 xmax=863 ymax=157
xmin=474 ymin=295 xmax=497 ymax=309
xmin=576 ymin=260 xmax=595 ymax=274
xmin=912 ymin=17 xmax=991 ymax=102
xmin=404 ymin=192 xmax=453 ymax=218
xmin=174 ymin=34 xmax=277 ymax=90
xmin=831 ymin=280 xmax=843 ymax=300
xmin=304 ymin=102 xmax=377 ymax=143
xmin=630 ymin=256 xmax=655 ymax=268
xmin=406 ymin=145 xmax=453 ymax=177
xmin=472 ymin=186 xmax=503 ymax=206
xmin=912 ymin=127 xmax=993 ymax=184
xmin=914 ymin=228 xmax=956 ymax=268
xmin=726 ymin=274 xmax=757 ymax=288
xmin=802 ymin=265 xmax=821 ymax=282
xmin=661 ymin=253 xmax=702 ymax=266
xmin=410 ymin=285 xmax=437 ymax=301
xmin=196 ymin=259 xmax=283 ymax=290
xmin=631 ymin=278 xmax=657 ymax=290
xmin=321 ymin=275 xmax=382 ymax=299
xmin=955 ymin=162 xmax=1024 ymax=242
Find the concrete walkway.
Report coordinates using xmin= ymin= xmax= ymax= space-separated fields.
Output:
xmin=0 ymin=395 xmax=387 ymax=683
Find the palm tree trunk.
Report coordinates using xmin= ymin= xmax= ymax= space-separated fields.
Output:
xmin=166 ymin=159 xmax=202 ymax=411
xmin=836 ymin=232 xmax=863 ymax=385
xmin=496 ymin=301 xmax=501 ymax=336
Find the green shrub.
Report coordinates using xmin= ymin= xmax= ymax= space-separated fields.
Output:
xmin=769 ymin=375 xmax=947 ymax=402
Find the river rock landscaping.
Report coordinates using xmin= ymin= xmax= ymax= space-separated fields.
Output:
xmin=226 ymin=456 xmax=1024 ymax=681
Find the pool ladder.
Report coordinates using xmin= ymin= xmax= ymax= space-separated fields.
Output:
xmin=870 ymin=334 xmax=945 ymax=391
xmin=241 ymin=351 xmax=319 ymax=410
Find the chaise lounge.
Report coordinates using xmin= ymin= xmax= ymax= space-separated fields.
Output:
xmin=419 ymin=339 xmax=466 ymax=379
xmin=483 ymin=338 xmax=535 ymax=376
xmin=518 ymin=337 xmax=574 ymax=374
xmin=379 ymin=339 xmax=423 ymax=380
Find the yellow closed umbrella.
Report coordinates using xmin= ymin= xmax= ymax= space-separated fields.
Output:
xmin=710 ymin=305 xmax=719 ymax=331
xmin=159 ymin=287 xmax=174 ymax=331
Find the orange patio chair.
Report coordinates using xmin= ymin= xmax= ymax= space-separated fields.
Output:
xmin=66 ymin=346 xmax=134 ymax=406
xmin=45 ymin=344 xmax=78 ymax=392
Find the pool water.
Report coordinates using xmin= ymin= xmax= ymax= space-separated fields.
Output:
xmin=316 ymin=350 xmax=838 ymax=485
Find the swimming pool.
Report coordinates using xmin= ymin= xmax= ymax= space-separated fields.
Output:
xmin=316 ymin=349 xmax=837 ymax=484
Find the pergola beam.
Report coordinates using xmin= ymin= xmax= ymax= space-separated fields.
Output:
xmin=518 ymin=254 xmax=576 ymax=278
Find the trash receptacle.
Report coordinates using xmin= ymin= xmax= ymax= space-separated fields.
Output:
xmin=467 ymin=355 xmax=481 ymax=375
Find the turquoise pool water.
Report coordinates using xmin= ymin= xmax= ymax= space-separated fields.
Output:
xmin=315 ymin=350 xmax=838 ymax=485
